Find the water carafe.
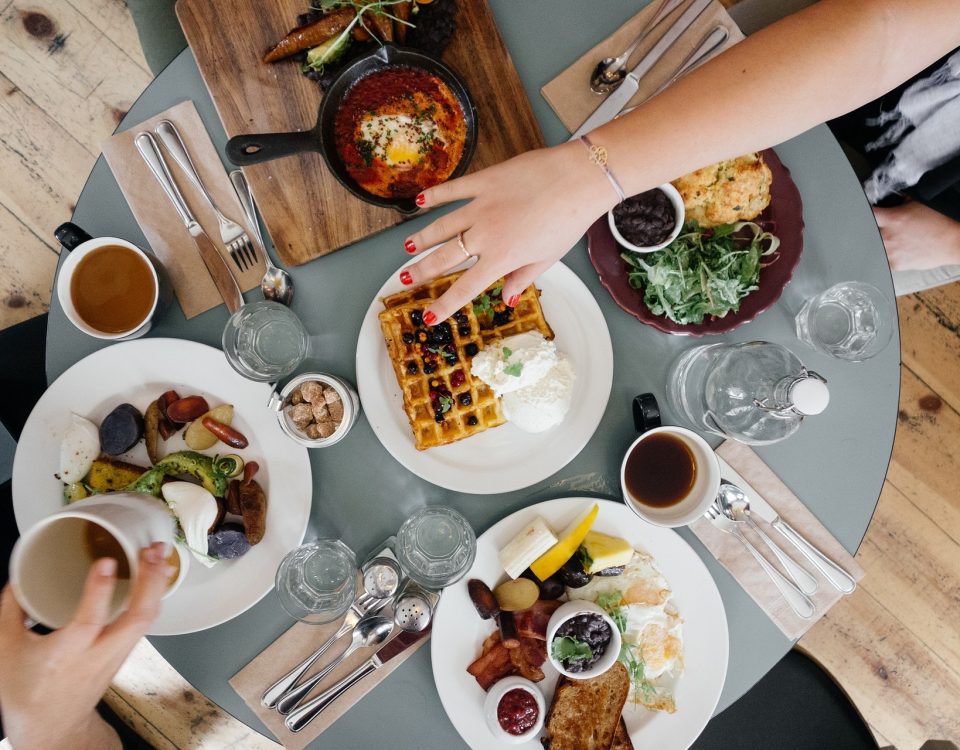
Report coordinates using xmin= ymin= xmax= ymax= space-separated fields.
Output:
xmin=666 ymin=341 xmax=829 ymax=445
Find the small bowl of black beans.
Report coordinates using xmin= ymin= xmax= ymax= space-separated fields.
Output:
xmin=546 ymin=600 xmax=622 ymax=680
xmin=608 ymin=183 xmax=685 ymax=253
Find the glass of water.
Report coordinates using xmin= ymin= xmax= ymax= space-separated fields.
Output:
xmin=275 ymin=539 xmax=358 ymax=624
xmin=222 ymin=300 xmax=308 ymax=382
xmin=395 ymin=506 xmax=476 ymax=589
xmin=795 ymin=281 xmax=895 ymax=362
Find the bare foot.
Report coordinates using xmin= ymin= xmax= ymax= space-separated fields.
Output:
xmin=874 ymin=202 xmax=960 ymax=271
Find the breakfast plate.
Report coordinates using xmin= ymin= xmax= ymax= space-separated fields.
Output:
xmin=11 ymin=339 xmax=312 ymax=635
xmin=587 ymin=148 xmax=805 ymax=336
xmin=431 ymin=497 xmax=728 ymax=750
xmin=356 ymin=257 xmax=614 ymax=494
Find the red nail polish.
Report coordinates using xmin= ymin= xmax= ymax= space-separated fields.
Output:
xmin=507 ymin=294 xmax=520 ymax=308
xmin=415 ymin=193 xmax=426 ymax=207
xmin=400 ymin=270 xmax=412 ymax=286
xmin=404 ymin=239 xmax=417 ymax=254
xmin=423 ymin=311 xmax=437 ymax=326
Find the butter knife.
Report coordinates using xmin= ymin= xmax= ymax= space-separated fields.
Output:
xmin=571 ymin=0 xmax=714 ymax=139
xmin=284 ymin=627 xmax=430 ymax=733
xmin=134 ymin=131 xmax=244 ymax=314
xmin=746 ymin=492 xmax=857 ymax=594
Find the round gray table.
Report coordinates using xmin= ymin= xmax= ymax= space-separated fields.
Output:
xmin=49 ymin=1 xmax=899 ymax=746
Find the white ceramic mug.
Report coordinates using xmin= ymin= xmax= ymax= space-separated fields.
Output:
xmin=620 ymin=426 xmax=721 ymax=527
xmin=54 ymin=223 xmax=170 ymax=340
xmin=9 ymin=493 xmax=179 ymax=628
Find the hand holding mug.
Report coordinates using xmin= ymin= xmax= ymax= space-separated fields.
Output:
xmin=0 ymin=543 xmax=173 ymax=750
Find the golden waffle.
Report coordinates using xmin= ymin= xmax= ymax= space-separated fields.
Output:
xmin=379 ymin=273 xmax=553 ymax=450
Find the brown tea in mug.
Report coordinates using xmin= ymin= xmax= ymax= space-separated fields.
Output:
xmin=70 ymin=245 xmax=155 ymax=334
xmin=82 ymin=520 xmax=131 ymax=579
xmin=624 ymin=432 xmax=697 ymax=508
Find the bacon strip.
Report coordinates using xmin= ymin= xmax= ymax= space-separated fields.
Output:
xmin=514 ymin=599 xmax=563 ymax=640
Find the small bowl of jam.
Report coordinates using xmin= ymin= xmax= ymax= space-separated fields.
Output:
xmin=608 ymin=183 xmax=685 ymax=253
xmin=546 ymin=600 xmax=622 ymax=680
xmin=483 ymin=676 xmax=545 ymax=744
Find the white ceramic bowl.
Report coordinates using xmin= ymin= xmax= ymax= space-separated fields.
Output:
xmin=270 ymin=373 xmax=360 ymax=448
xmin=483 ymin=675 xmax=545 ymax=744
xmin=607 ymin=183 xmax=685 ymax=253
xmin=620 ymin=426 xmax=721 ymax=528
xmin=546 ymin=599 xmax=622 ymax=680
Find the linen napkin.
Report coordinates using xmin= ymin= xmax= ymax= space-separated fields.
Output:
xmin=541 ymin=0 xmax=743 ymax=134
xmin=229 ymin=612 xmax=430 ymax=749
xmin=100 ymin=100 xmax=265 ymax=319
xmin=689 ymin=440 xmax=864 ymax=640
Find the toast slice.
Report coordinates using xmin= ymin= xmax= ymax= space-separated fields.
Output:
xmin=541 ymin=661 xmax=630 ymax=750
xmin=610 ymin=718 xmax=634 ymax=750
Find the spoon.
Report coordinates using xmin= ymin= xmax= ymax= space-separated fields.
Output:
xmin=590 ymin=0 xmax=685 ymax=94
xmin=716 ymin=482 xmax=820 ymax=595
xmin=229 ymin=169 xmax=295 ymax=306
xmin=276 ymin=615 xmax=393 ymax=714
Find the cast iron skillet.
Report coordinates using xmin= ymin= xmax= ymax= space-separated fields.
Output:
xmin=226 ymin=44 xmax=478 ymax=215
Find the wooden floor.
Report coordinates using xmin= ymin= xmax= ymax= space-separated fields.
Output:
xmin=1 ymin=1 xmax=958 ymax=748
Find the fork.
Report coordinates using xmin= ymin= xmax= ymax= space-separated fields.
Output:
xmin=704 ymin=503 xmax=816 ymax=619
xmin=261 ymin=591 xmax=377 ymax=709
xmin=154 ymin=120 xmax=258 ymax=271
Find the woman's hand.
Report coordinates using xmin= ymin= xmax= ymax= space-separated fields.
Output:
xmin=0 ymin=543 xmax=173 ymax=750
xmin=399 ymin=141 xmax=615 ymax=323
xmin=874 ymin=201 xmax=960 ymax=271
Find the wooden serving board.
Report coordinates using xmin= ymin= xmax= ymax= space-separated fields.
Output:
xmin=176 ymin=0 xmax=544 ymax=267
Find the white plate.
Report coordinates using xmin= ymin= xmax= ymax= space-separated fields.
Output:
xmin=356 ymin=259 xmax=614 ymax=494
xmin=11 ymin=339 xmax=312 ymax=635
xmin=431 ymin=497 xmax=728 ymax=750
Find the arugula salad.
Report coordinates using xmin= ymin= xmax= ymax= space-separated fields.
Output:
xmin=621 ymin=221 xmax=780 ymax=325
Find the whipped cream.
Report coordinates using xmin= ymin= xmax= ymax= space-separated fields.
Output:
xmin=471 ymin=332 xmax=575 ymax=433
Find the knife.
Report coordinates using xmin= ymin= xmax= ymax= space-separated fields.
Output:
xmin=134 ymin=131 xmax=244 ymax=314
xmin=745 ymin=487 xmax=857 ymax=594
xmin=571 ymin=0 xmax=715 ymax=139
xmin=284 ymin=626 xmax=431 ymax=733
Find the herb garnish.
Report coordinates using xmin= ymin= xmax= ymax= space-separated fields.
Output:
xmin=438 ymin=394 xmax=454 ymax=413
xmin=551 ymin=635 xmax=593 ymax=665
xmin=596 ymin=590 xmax=627 ymax=634
xmin=621 ymin=220 xmax=780 ymax=325
xmin=504 ymin=361 xmax=523 ymax=377
xmin=472 ymin=284 xmax=504 ymax=316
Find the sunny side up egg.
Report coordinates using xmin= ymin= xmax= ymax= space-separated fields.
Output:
xmin=359 ymin=113 xmax=443 ymax=168
xmin=568 ymin=549 xmax=684 ymax=707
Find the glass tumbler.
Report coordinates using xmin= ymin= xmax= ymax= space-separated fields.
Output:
xmin=395 ymin=506 xmax=476 ymax=589
xmin=222 ymin=300 xmax=308 ymax=382
xmin=795 ymin=281 xmax=894 ymax=362
xmin=275 ymin=539 xmax=358 ymax=624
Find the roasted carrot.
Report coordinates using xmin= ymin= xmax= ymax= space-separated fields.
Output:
xmin=262 ymin=8 xmax=355 ymax=63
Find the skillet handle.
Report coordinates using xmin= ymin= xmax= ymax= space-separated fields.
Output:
xmin=226 ymin=130 xmax=318 ymax=166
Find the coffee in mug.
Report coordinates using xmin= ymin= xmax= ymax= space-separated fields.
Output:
xmin=70 ymin=244 xmax=157 ymax=334
xmin=9 ymin=493 xmax=180 ymax=628
xmin=620 ymin=426 xmax=721 ymax=527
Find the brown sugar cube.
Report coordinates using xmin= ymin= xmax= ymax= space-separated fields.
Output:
xmin=327 ymin=399 xmax=344 ymax=423
xmin=323 ymin=386 xmax=341 ymax=405
xmin=289 ymin=387 xmax=303 ymax=406
xmin=300 ymin=380 xmax=324 ymax=403
xmin=305 ymin=423 xmax=321 ymax=440
xmin=317 ymin=420 xmax=337 ymax=438
xmin=312 ymin=400 xmax=330 ymax=421
xmin=288 ymin=403 xmax=314 ymax=429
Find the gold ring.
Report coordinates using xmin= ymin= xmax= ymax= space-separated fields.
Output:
xmin=456 ymin=232 xmax=472 ymax=260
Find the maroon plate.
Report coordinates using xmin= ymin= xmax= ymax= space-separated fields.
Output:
xmin=587 ymin=149 xmax=804 ymax=336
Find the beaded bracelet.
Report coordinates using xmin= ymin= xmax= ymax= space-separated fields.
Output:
xmin=579 ymin=134 xmax=626 ymax=203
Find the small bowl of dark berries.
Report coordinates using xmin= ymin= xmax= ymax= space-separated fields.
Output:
xmin=546 ymin=600 xmax=622 ymax=680
xmin=608 ymin=183 xmax=685 ymax=253
xmin=483 ymin=675 xmax=545 ymax=744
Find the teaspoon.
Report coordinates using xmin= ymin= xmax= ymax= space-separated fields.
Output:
xmin=229 ymin=169 xmax=295 ymax=306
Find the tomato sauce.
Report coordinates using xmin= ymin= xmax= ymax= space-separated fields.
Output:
xmin=334 ymin=66 xmax=467 ymax=199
